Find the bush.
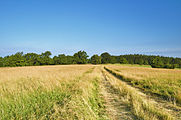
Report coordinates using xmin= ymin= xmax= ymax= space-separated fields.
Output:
xmin=164 ymin=64 xmax=175 ymax=69
xmin=150 ymin=57 xmax=175 ymax=69
xmin=90 ymin=55 xmax=101 ymax=64
xmin=179 ymin=64 xmax=181 ymax=68
xmin=150 ymin=63 xmax=164 ymax=68
xmin=151 ymin=63 xmax=175 ymax=69
xmin=120 ymin=57 xmax=128 ymax=64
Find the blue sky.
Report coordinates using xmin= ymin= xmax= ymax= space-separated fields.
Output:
xmin=0 ymin=0 xmax=181 ymax=57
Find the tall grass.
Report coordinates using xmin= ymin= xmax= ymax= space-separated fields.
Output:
xmin=103 ymin=68 xmax=173 ymax=120
xmin=0 ymin=65 xmax=107 ymax=120
xmin=105 ymin=65 xmax=181 ymax=104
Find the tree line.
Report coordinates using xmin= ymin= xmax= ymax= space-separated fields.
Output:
xmin=0 ymin=51 xmax=181 ymax=69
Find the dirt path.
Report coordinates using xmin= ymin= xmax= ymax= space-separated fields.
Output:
xmin=104 ymin=67 xmax=181 ymax=120
xmin=100 ymin=71 xmax=137 ymax=120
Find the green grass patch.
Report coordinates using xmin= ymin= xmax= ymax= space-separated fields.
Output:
xmin=88 ymin=77 xmax=107 ymax=119
xmin=0 ymin=88 xmax=71 ymax=120
xmin=111 ymin=64 xmax=151 ymax=68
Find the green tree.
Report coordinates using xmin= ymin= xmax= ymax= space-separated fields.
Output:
xmin=138 ymin=59 xmax=144 ymax=65
xmin=73 ymin=51 xmax=88 ymax=64
xmin=179 ymin=63 xmax=181 ymax=68
xmin=110 ymin=56 xmax=117 ymax=64
xmin=4 ymin=52 xmax=26 ymax=67
xmin=101 ymin=52 xmax=111 ymax=64
xmin=1 ymin=51 xmax=181 ymax=68
xmin=151 ymin=57 xmax=164 ymax=68
xmin=42 ymin=51 xmax=52 ymax=57
xmin=90 ymin=54 xmax=101 ymax=64
xmin=58 ymin=54 xmax=68 ymax=64
xmin=0 ymin=57 xmax=3 ymax=67
xmin=40 ymin=51 xmax=53 ymax=65
xmin=24 ymin=53 xmax=40 ymax=66
xmin=120 ymin=57 xmax=128 ymax=64
xmin=53 ymin=55 xmax=74 ymax=65
xmin=164 ymin=64 xmax=175 ymax=69
xmin=66 ymin=56 xmax=74 ymax=64
xmin=53 ymin=56 xmax=59 ymax=65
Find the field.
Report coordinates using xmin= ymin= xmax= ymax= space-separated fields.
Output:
xmin=0 ymin=65 xmax=107 ymax=120
xmin=105 ymin=65 xmax=181 ymax=104
xmin=0 ymin=65 xmax=181 ymax=120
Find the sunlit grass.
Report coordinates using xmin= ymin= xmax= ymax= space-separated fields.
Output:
xmin=106 ymin=64 xmax=181 ymax=104
xmin=103 ymin=69 xmax=173 ymax=120
xmin=0 ymin=65 xmax=107 ymax=120
xmin=111 ymin=63 xmax=152 ymax=68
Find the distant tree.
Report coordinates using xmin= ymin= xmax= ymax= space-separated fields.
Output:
xmin=5 ymin=52 xmax=25 ymax=67
xmin=53 ymin=56 xmax=59 ymax=65
xmin=73 ymin=51 xmax=88 ymax=64
xmin=58 ymin=54 xmax=68 ymax=64
xmin=179 ymin=63 xmax=181 ymax=68
xmin=42 ymin=51 xmax=52 ymax=57
xmin=87 ymin=58 xmax=91 ymax=64
xmin=40 ymin=51 xmax=53 ymax=65
xmin=0 ymin=57 xmax=3 ymax=67
xmin=150 ymin=57 xmax=164 ymax=68
xmin=143 ymin=60 xmax=149 ymax=65
xmin=24 ymin=53 xmax=40 ymax=66
xmin=101 ymin=52 xmax=111 ymax=64
xmin=164 ymin=64 xmax=175 ymax=69
xmin=90 ymin=54 xmax=101 ymax=64
xmin=66 ymin=56 xmax=74 ymax=64
xmin=173 ymin=64 xmax=179 ymax=68
xmin=1 ymin=50 xmax=181 ymax=69
xmin=110 ymin=56 xmax=117 ymax=64
xmin=53 ymin=55 xmax=74 ymax=65
xmin=120 ymin=57 xmax=128 ymax=64
xmin=138 ymin=59 xmax=144 ymax=65
xmin=174 ymin=58 xmax=181 ymax=66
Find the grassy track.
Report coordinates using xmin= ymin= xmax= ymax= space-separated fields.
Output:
xmin=1 ymin=65 xmax=181 ymax=120
xmin=105 ymin=65 xmax=181 ymax=104
xmin=102 ymin=67 xmax=175 ymax=120
xmin=100 ymin=69 xmax=136 ymax=120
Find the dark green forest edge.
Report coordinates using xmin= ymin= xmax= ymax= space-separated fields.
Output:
xmin=0 ymin=51 xmax=181 ymax=69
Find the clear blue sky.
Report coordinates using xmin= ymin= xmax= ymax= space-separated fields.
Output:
xmin=0 ymin=0 xmax=181 ymax=57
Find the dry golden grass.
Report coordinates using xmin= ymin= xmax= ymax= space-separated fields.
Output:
xmin=1 ymin=64 xmax=180 ymax=120
xmin=0 ymin=65 xmax=90 ymax=96
xmin=106 ymin=65 xmax=181 ymax=104
xmin=0 ymin=65 xmax=107 ymax=120
xmin=102 ymin=68 xmax=173 ymax=120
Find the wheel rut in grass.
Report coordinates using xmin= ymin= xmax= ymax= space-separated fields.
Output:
xmin=104 ymin=67 xmax=181 ymax=120
xmin=100 ymin=70 xmax=136 ymax=120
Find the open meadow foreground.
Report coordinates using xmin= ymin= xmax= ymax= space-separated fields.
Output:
xmin=1 ymin=0 xmax=181 ymax=119
xmin=0 ymin=65 xmax=181 ymax=120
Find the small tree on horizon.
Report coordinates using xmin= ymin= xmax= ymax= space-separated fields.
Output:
xmin=150 ymin=57 xmax=164 ymax=68
xmin=73 ymin=51 xmax=89 ymax=64
xmin=101 ymin=52 xmax=111 ymax=64
xmin=120 ymin=57 xmax=128 ymax=64
xmin=90 ymin=54 xmax=101 ymax=64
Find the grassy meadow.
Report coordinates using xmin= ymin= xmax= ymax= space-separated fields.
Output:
xmin=102 ymin=68 xmax=174 ymax=120
xmin=0 ymin=65 xmax=107 ymax=120
xmin=105 ymin=65 xmax=181 ymax=104
xmin=0 ymin=64 xmax=181 ymax=120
